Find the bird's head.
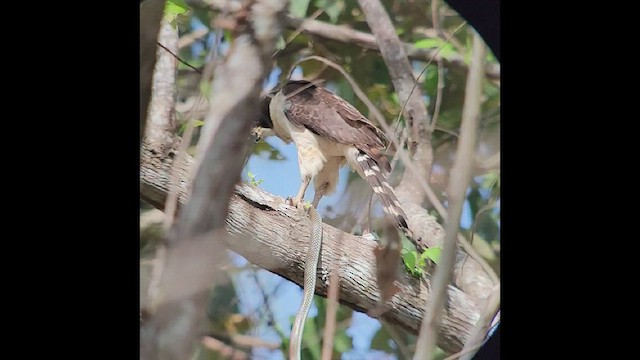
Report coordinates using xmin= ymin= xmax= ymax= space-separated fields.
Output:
xmin=251 ymin=93 xmax=275 ymax=143
xmin=251 ymin=80 xmax=314 ymax=142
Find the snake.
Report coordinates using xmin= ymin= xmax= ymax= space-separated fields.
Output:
xmin=289 ymin=204 xmax=323 ymax=360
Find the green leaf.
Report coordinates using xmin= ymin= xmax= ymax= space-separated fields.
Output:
xmin=486 ymin=50 xmax=497 ymax=63
xmin=193 ymin=120 xmax=205 ymax=128
xmin=167 ymin=0 xmax=188 ymax=9
xmin=470 ymin=233 xmax=496 ymax=261
xmin=333 ymin=330 xmax=352 ymax=354
xmin=421 ymin=247 xmax=442 ymax=264
xmin=439 ymin=44 xmax=458 ymax=60
xmin=199 ymin=81 xmax=211 ymax=98
xmin=370 ymin=326 xmax=394 ymax=352
xmin=414 ymin=38 xmax=446 ymax=49
xmin=315 ymin=0 xmax=343 ymax=23
xmin=414 ymin=38 xmax=458 ymax=61
xmin=275 ymin=35 xmax=286 ymax=51
xmin=289 ymin=0 xmax=311 ymax=18
xmin=164 ymin=0 xmax=190 ymax=23
xmin=402 ymin=251 xmax=419 ymax=276
xmin=482 ymin=171 xmax=499 ymax=189
xmin=252 ymin=141 xmax=286 ymax=160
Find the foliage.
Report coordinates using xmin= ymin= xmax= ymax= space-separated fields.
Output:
xmin=164 ymin=0 xmax=190 ymax=25
xmin=247 ymin=171 xmax=264 ymax=186
xmin=402 ymin=235 xmax=442 ymax=278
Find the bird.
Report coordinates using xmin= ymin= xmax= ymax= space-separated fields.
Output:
xmin=252 ymin=79 xmax=420 ymax=247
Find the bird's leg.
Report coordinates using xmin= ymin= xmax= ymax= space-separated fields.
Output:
xmin=287 ymin=175 xmax=311 ymax=211
xmin=311 ymin=182 xmax=329 ymax=209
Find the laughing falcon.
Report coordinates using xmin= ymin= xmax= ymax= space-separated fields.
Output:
xmin=252 ymin=80 xmax=420 ymax=247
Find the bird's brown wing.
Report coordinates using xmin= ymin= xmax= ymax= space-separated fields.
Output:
xmin=282 ymin=80 xmax=391 ymax=171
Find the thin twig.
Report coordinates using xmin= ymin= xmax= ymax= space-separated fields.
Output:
xmin=430 ymin=62 xmax=444 ymax=132
xmin=381 ymin=320 xmax=413 ymax=360
xmin=413 ymin=29 xmax=486 ymax=360
xmin=250 ymin=269 xmax=289 ymax=347
xmin=320 ymin=265 xmax=340 ymax=360
xmin=201 ymin=336 xmax=248 ymax=360
xmin=230 ymin=333 xmax=281 ymax=350
xmin=280 ymin=8 xmax=324 ymax=55
xmin=394 ymin=22 xmax=466 ymax=127
xmin=164 ymin=25 xmax=216 ymax=229
xmin=321 ymin=188 xmax=366 ymax=360
xmin=178 ymin=27 xmax=209 ymax=49
xmin=157 ymin=41 xmax=203 ymax=73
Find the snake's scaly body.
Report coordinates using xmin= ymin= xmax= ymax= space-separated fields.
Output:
xmin=289 ymin=205 xmax=323 ymax=360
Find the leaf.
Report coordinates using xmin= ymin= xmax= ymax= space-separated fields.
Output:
xmin=193 ymin=120 xmax=205 ymax=128
xmin=482 ymin=171 xmax=499 ymax=189
xmin=438 ymin=44 xmax=458 ymax=61
xmin=370 ymin=326 xmax=394 ymax=352
xmin=421 ymin=247 xmax=442 ymax=264
xmin=470 ymin=233 xmax=496 ymax=261
xmin=164 ymin=0 xmax=190 ymax=24
xmin=423 ymin=64 xmax=439 ymax=97
xmin=167 ymin=0 xmax=189 ymax=9
xmin=414 ymin=38 xmax=458 ymax=61
xmin=275 ymin=35 xmax=286 ymax=51
xmin=199 ymin=81 xmax=211 ymax=98
xmin=252 ymin=141 xmax=286 ymax=160
xmin=333 ymin=330 xmax=352 ymax=354
xmin=315 ymin=0 xmax=343 ymax=23
xmin=289 ymin=0 xmax=311 ymax=18
xmin=402 ymin=251 xmax=418 ymax=275
xmin=414 ymin=38 xmax=446 ymax=49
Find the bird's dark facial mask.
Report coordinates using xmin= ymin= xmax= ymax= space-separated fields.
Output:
xmin=251 ymin=96 xmax=273 ymax=143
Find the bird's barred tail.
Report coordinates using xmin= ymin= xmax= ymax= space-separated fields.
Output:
xmin=356 ymin=152 xmax=423 ymax=250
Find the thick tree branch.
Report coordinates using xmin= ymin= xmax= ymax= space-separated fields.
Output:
xmin=145 ymin=20 xmax=180 ymax=152
xmin=285 ymin=15 xmax=500 ymax=80
xmin=140 ymin=0 xmax=166 ymax=145
xmin=141 ymin=141 xmax=482 ymax=354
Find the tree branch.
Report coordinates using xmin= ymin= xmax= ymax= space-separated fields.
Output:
xmin=145 ymin=20 xmax=180 ymax=152
xmin=182 ymin=2 xmax=501 ymax=80
xmin=140 ymin=0 xmax=167 ymax=145
xmin=140 ymin=141 xmax=482 ymax=354
xmin=140 ymin=1 xmax=288 ymax=359
xmin=285 ymin=15 xmax=500 ymax=81
xmin=414 ymin=29 xmax=487 ymax=360
xmin=178 ymin=0 xmax=287 ymax=239
xmin=356 ymin=0 xmax=438 ymax=246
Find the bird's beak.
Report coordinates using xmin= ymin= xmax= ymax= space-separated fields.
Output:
xmin=250 ymin=127 xmax=262 ymax=143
